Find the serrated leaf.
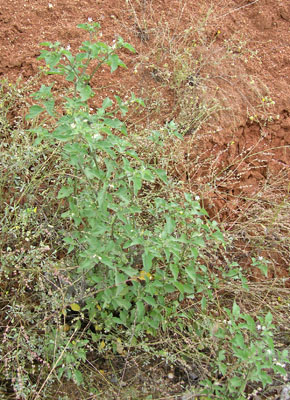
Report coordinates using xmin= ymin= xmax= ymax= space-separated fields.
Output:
xmin=242 ymin=314 xmax=256 ymax=332
xmin=164 ymin=216 xmax=176 ymax=235
xmin=115 ymin=297 xmax=131 ymax=310
xmin=142 ymin=251 xmax=154 ymax=271
xmin=57 ymin=185 xmax=74 ymax=199
xmin=78 ymin=84 xmax=93 ymax=101
xmin=43 ymin=99 xmax=55 ymax=116
xmin=25 ymin=105 xmax=45 ymax=120
xmin=232 ymin=301 xmax=240 ymax=318
xmin=73 ymin=369 xmax=83 ymax=385
xmin=108 ymin=54 xmax=126 ymax=72
xmin=231 ymin=333 xmax=244 ymax=348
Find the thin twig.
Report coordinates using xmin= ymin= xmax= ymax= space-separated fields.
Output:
xmin=217 ymin=0 xmax=259 ymax=20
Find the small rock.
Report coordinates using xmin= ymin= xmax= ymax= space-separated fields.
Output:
xmin=280 ymin=6 xmax=290 ymax=22
xmin=281 ymin=117 xmax=290 ymax=130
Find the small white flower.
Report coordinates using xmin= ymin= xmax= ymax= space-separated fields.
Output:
xmin=48 ymin=3 xmax=53 ymax=8
xmin=70 ymin=123 xmax=76 ymax=129
xmin=258 ymin=256 xmax=263 ymax=261
xmin=66 ymin=45 xmax=71 ymax=51
xmin=195 ymin=195 xmax=200 ymax=201
xmin=257 ymin=324 xmax=262 ymax=330
xmin=88 ymin=17 xmax=93 ymax=22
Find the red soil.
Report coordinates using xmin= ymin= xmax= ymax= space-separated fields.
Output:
xmin=1 ymin=0 xmax=289 ymax=280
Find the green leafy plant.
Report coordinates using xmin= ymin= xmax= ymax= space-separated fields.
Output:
xmin=200 ymin=302 xmax=288 ymax=399
xmin=23 ymin=22 xmax=289 ymax=399
xmin=1 ymin=19 xmax=289 ymax=400
xmin=26 ymin=23 xmax=225 ymax=338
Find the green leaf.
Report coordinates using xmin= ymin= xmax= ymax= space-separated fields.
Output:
xmin=214 ymin=328 xmax=225 ymax=339
xmin=43 ymin=99 xmax=55 ymax=116
xmin=26 ymin=105 xmax=45 ymax=120
xmin=259 ymin=370 xmax=272 ymax=388
xmin=102 ymin=97 xmax=113 ymax=109
xmin=229 ymin=376 xmax=242 ymax=389
xmin=115 ymin=298 xmax=131 ymax=310
xmin=97 ymin=184 xmax=108 ymax=210
xmin=148 ymin=310 xmax=161 ymax=329
xmin=275 ymin=364 xmax=286 ymax=376
xmin=234 ymin=348 xmax=250 ymax=361
xmin=169 ymin=263 xmax=179 ymax=280
xmin=174 ymin=281 xmax=184 ymax=294
xmin=164 ymin=216 xmax=176 ymax=235
xmin=142 ymin=251 xmax=154 ymax=271
xmin=117 ymin=37 xmax=136 ymax=53
xmin=108 ymin=54 xmax=126 ymax=72
xmin=231 ymin=333 xmax=244 ymax=348
xmin=57 ymin=186 xmax=74 ymax=199
xmin=73 ymin=369 xmax=84 ymax=385
xmin=142 ymin=169 xmax=155 ymax=182
xmin=31 ymin=84 xmax=53 ymax=99
xmin=70 ymin=303 xmax=81 ymax=312
xmin=185 ymin=265 xmax=197 ymax=284
xmin=232 ymin=301 xmax=240 ymax=318
xmin=78 ymin=84 xmax=94 ymax=101
xmin=136 ymin=301 xmax=145 ymax=320
xmin=39 ymin=51 xmax=61 ymax=68
xmin=211 ymin=230 xmax=225 ymax=243
xmin=223 ymin=268 xmax=240 ymax=278
xmin=154 ymin=168 xmax=168 ymax=184
xmin=132 ymin=174 xmax=142 ymax=195
xmin=144 ymin=296 xmax=156 ymax=307
xmin=219 ymin=362 xmax=227 ymax=376
xmin=218 ymin=349 xmax=226 ymax=361
xmin=242 ymin=314 xmax=256 ymax=332
xmin=122 ymin=266 xmax=138 ymax=277
xmin=265 ymin=312 xmax=273 ymax=325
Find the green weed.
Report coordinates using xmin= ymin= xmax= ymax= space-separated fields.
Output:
xmin=1 ymin=20 xmax=289 ymax=400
